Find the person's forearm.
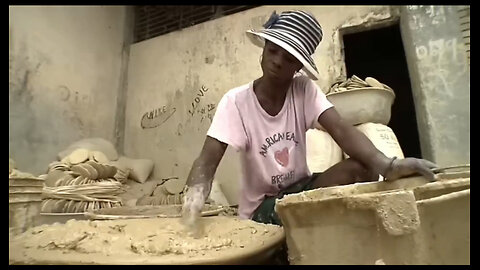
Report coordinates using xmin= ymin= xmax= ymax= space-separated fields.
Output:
xmin=185 ymin=157 xmax=216 ymax=187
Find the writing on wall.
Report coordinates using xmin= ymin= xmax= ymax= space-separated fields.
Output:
xmin=139 ymin=84 xmax=217 ymax=133
xmin=58 ymin=85 xmax=92 ymax=105
xmin=141 ymin=105 xmax=177 ymax=129
xmin=407 ymin=6 xmax=448 ymax=30
xmin=415 ymin=37 xmax=468 ymax=97
xmin=188 ymin=85 xmax=209 ymax=116
xmin=177 ymin=85 xmax=216 ymax=136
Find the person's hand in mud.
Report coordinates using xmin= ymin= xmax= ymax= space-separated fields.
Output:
xmin=181 ymin=181 xmax=212 ymax=235
xmin=181 ymin=136 xmax=227 ymax=236
xmin=383 ymin=157 xmax=438 ymax=181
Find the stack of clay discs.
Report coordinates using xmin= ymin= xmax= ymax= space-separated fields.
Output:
xmin=9 ymin=169 xmax=44 ymax=204
xmin=61 ymin=148 xmax=110 ymax=165
xmin=137 ymin=182 xmax=184 ymax=206
xmin=329 ymin=75 xmax=393 ymax=93
xmin=47 ymin=161 xmax=71 ymax=172
xmin=112 ymin=168 xmax=130 ymax=183
xmin=41 ymin=153 xmax=122 ymax=213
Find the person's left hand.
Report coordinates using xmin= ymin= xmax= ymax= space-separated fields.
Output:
xmin=384 ymin=157 xmax=438 ymax=181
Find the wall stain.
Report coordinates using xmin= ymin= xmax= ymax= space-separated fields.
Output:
xmin=205 ymin=55 xmax=215 ymax=64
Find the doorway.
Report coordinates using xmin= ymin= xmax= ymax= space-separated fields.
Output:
xmin=342 ymin=23 xmax=422 ymax=159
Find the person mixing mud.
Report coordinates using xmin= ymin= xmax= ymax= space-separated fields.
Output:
xmin=181 ymin=10 xmax=437 ymax=227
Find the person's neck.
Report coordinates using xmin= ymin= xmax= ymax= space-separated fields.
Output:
xmin=254 ymin=76 xmax=292 ymax=103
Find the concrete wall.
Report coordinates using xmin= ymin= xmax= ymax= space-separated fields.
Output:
xmin=9 ymin=6 xmax=131 ymax=174
xmin=124 ymin=5 xmax=395 ymax=204
xmin=400 ymin=6 xmax=470 ymax=166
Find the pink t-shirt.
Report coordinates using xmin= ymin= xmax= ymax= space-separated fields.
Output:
xmin=207 ymin=75 xmax=334 ymax=219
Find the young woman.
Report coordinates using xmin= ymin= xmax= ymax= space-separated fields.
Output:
xmin=181 ymin=10 xmax=437 ymax=226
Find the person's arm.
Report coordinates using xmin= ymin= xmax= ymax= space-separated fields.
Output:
xmin=318 ymin=107 xmax=437 ymax=180
xmin=181 ymin=136 xmax=227 ymax=230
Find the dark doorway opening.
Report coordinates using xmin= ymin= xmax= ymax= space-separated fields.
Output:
xmin=342 ymin=23 xmax=422 ymax=159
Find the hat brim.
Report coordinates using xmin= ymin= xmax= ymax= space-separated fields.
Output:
xmin=246 ymin=30 xmax=319 ymax=81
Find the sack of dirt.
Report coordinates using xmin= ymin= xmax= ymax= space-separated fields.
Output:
xmin=109 ymin=156 xmax=154 ymax=184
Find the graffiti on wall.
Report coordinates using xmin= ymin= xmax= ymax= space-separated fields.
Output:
xmin=415 ymin=37 xmax=468 ymax=97
xmin=177 ymin=85 xmax=216 ymax=136
xmin=188 ymin=85 xmax=209 ymax=116
xmin=407 ymin=6 xmax=448 ymax=30
xmin=141 ymin=105 xmax=177 ymax=129
xmin=140 ymin=84 xmax=217 ymax=133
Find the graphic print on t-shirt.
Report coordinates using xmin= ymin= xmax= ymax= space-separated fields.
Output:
xmin=274 ymin=147 xmax=289 ymax=167
xmin=258 ymin=131 xmax=299 ymax=157
xmin=258 ymin=131 xmax=299 ymax=187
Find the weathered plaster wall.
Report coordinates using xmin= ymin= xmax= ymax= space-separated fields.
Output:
xmin=124 ymin=5 xmax=394 ymax=204
xmin=400 ymin=6 xmax=470 ymax=166
xmin=9 ymin=6 xmax=131 ymax=174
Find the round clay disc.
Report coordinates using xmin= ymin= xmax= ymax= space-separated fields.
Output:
xmin=41 ymin=199 xmax=49 ymax=212
xmin=99 ymin=165 xmax=116 ymax=178
xmin=137 ymin=195 xmax=152 ymax=206
xmin=60 ymin=155 xmax=71 ymax=165
xmin=155 ymin=195 xmax=163 ymax=205
xmin=115 ymin=171 xmax=127 ymax=183
xmin=54 ymin=176 xmax=64 ymax=187
xmin=162 ymin=195 xmax=169 ymax=205
xmin=351 ymin=75 xmax=367 ymax=85
xmin=70 ymin=176 xmax=81 ymax=186
xmin=80 ymin=176 xmax=89 ymax=185
xmin=81 ymin=163 xmax=98 ymax=180
xmin=65 ymin=200 xmax=77 ymax=213
xmin=57 ymin=174 xmax=74 ymax=186
xmin=170 ymin=194 xmax=178 ymax=204
xmin=71 ymin=164 xmax=90 ymax=178
xmin=176 ymin=194 xmax=184 ymax=205
xmin=62 ymin=200 xmax=71 ymax=213
xmin=92 ymin=151 xmax=109 ymax=164
xmin=174 ymin=194 xmax=180 ymax=204
xmin=44 ymin=199 xmax=57 ymax=213
xmin=68 ymin=148 xmax=89 ymax=165
xmin=45 ymin=170 xmax=66 ymax=187
xmin=163 ymin=195 xmax=171 ymax=205
xmin=87 ymin=161 xmax=105 ymax=179
xmin=88 ymin=151 xmax=95 ymax=161
xmin=68 ymin=200 xmax=78 ymax=213
xmin=164 ymin=180 xmax=186 ymax=195
xmin=71 ymin=201 xmax=82 ymax=213
xmin=79 ymin=201 xmax=88 ymax=212
xmin=151 ymin=195 xmax=162 ymax=206
xmin=382 ymin=83 xmax=394 ymax=91
xmin=365 ymin=77 xmax=384 ymax=88
xmin=152 ymin=185 xmax=164 ymax=196
xmin=53 ymin=200 xmax=66 ymax=213
xmin=85 ymin=201 xmax=92 ymax=212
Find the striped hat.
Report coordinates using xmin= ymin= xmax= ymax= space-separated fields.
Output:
xmin=246 ymin=10 xmax=323 ymax=80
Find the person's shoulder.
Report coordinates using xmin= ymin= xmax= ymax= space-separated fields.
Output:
xmin=223 ymin=81 xmax=252 ymax=100
xmin=292 ymin=74 xmax=315 ymax=90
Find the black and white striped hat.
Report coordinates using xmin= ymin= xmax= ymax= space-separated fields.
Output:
xmin=246 ymin=10 xmax=323 ymax=80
